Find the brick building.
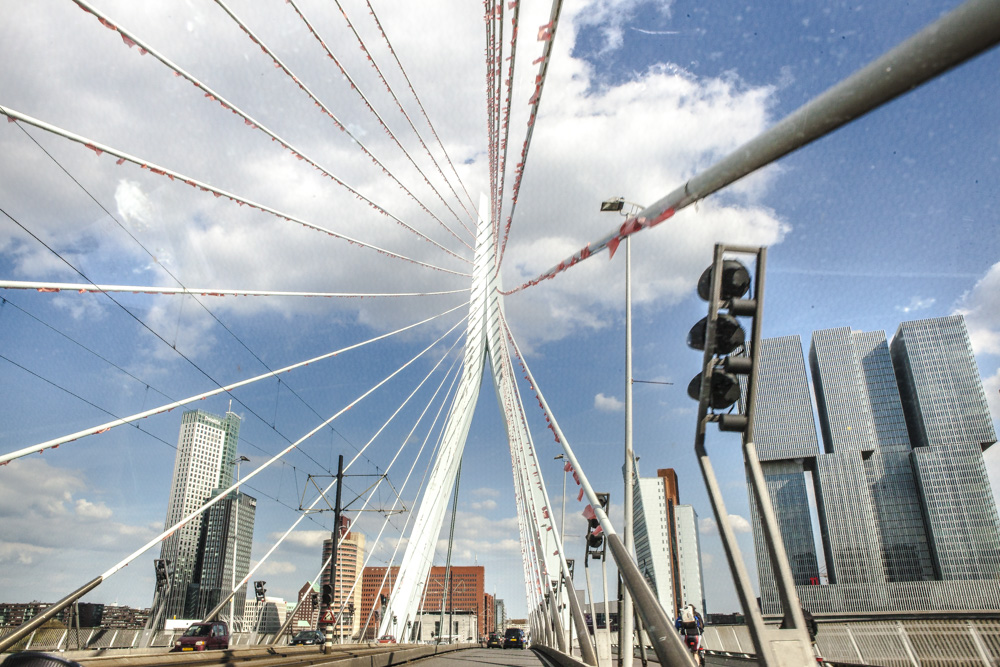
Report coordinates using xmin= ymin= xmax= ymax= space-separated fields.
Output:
xmin=360 ymin=565 xmax=486 ymax=640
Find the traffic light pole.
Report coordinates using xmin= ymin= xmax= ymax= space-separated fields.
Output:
xmin=322 ymin=455 xmax=345 ymax=653
xmin=690 ymin=244 xmax=813 ymax=667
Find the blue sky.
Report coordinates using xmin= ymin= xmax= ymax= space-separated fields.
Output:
xmin=1 ymin=0 xmax=999 ymax=622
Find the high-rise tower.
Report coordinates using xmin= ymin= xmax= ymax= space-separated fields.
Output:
xmin=154 ymin=409 xmax=242 ymax=623
xmin=891 ymin=315 xmax=1000 ymax=579
xmin=747 ymin=317 xmax=1000 ymax=614
xmin=632 ymin=467 xmax=705 ymax=617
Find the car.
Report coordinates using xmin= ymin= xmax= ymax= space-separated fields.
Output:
xmin=502 ymin=628 xmax=526 ymax=649
xmin=377 ymin=635 xmax=397 ymax=644
xmin=171 ymin=621 xmax=229 ymax=651
xmin=486 ymin=633 xmax=503 ymax=648
xmin=290 ymin=630 xmax=325 ymax=646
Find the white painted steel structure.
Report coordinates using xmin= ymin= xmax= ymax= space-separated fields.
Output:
xmin=379 ymin=199 xmax=565 ymax=646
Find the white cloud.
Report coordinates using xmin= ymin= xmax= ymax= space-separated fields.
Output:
xmin=273 ymin=530 xmax=329 ymax=549
xmin=594 ymin=393 xmax=624 ymax=412
xmin=954 ymin=261 xmax=1000 ymax=355
xmin=896 ymin=296 xmax=935 ymax=314
xmin=699 ymin=514 xmax=751 ymax=534
xmin=75 ymin=498 xmax=113 ymax=520
xmin=469 ymin=499 xmax=498 ymax=511
xmin=254 ymin=560 xmax=298 ymax=575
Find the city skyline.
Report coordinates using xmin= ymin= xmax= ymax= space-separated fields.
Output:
xmin=1 ymin=0 xmax=999 ymax=620
xmin=749 ymin=314 xmax=1000 ymax=615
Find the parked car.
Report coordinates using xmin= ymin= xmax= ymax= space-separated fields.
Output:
xmin=290 ymin=630 xmax=325 ymax=645
xmin=378 ymin=635 xmax=397 ymax=644
xmin=503 ymin=628 xmax=526 ymax=649
xmin=486 ymin=633 xmax=503 ymax=648
xmin=171 ymin=621 xmax=229 ymax=651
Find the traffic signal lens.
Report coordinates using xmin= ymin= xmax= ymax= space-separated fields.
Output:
xmin=697 ymin=259 xmax=751 ymax=301
xmin=687 ymin=314 xmax=746 ymax=354
xmin=687 ymin=371 xmax=742 ymax=409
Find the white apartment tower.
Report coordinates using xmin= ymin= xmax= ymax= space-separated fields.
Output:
xmin=154 ymin=409 xmax=241 ymax=624
xmin=632 ymin=467 xmax=706 ymax=618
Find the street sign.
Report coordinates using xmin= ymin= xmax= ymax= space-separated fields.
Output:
xmin=319 ymin=609 xmax=335 ymax=625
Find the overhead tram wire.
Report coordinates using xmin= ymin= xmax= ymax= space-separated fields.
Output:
xmin=364 ymin=0 xmax=480 ymax=226
xmin=1 ymin=107 xmax=468 ymax=278
xmin=210 ymin=0 xmax=473 ymax=256
xmin=278 ymin=0 xmax=476 ymax=250
xmin=2 ymin=119 xmax=372 ymax=465
xmin=494 ymin=0 xmax=565 ymax=274
xmin=0 ymin=309 xmax=470 ymax=651
xmin=66 ymin=1 xmax=473 ymax=268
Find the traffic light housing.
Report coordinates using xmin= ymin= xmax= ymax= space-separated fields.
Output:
xmin=154 ymin=559 xmax=169 ymax=589
xmin=254 ymin=580 xmax=267 ymax=602
xmin=583 ymin=493 xmax=610 ymax=559
xmin=687 ymin=245 xmax=766 ymax=436
xmin=322 ymin=584 xmax=333 ymax=607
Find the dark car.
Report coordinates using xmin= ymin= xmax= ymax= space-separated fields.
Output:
xmin=290 ymin=630 xmax=325 ymax=645
xmin=486 ymin=633 xmax=503 ymax=648
xmin=171 ymin=621 xmax=229 ymax=651
xmin=503 ymin=628 xmax=526 ymax=649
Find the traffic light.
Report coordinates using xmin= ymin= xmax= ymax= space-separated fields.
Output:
xmin=583 ymin=494 xmax=610 ymax=559
xmin=154 ymin=559 xmax=169 ymax=589
xmin=254 ymin=580 xmax=267 ymax=602
xmin=687 ymin=245 xmax=765 ymax=434
xmin=322 ymin=584 xmax=333 ymax=607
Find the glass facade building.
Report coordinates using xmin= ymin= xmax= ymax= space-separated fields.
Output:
xmin=891 ymin=315 xmax=1000 ymax=580
xmin=154 ymin=409 xmax=242 ymax=625
xmin=192 ymin=488 xmax=256 ymax=626
xmin=747 ymin=317 xmax=1000 ymax=615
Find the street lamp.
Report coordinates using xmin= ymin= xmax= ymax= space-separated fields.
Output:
xmin=230 ymin=455 xmax=250 ymax=631
xmin=601 ymin=196 xmax=643 ymax=666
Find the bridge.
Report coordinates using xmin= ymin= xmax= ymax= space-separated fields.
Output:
xmin=2 ymin=1 xmax=1000 ymax=667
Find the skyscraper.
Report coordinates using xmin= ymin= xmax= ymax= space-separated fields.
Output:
xmin=321 ymin=522 xmax=365 ymax=640
xmin=632 ymin=467 xmax=705 ymax=617
xmin=747 ymin=316 xmax=1000 ymax=615
xmin=154 ymin=409 xmax=242 ymax=624
xmin=744 ymin=336 xmax=822 ymax=614
xmin=891 ymin=315 xmax=1000 ymax=579
xmin=193 ymin=488 xmax=257 ymax=626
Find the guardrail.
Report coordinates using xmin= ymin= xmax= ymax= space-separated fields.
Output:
xmin=0 ymin=628 xmax=315 ymax=654
xmin=700 ymin=620 xmax=1000 ymax=667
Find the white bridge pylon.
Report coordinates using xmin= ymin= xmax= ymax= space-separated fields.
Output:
xmin=380 ymin=196 xmax=564 ymax=641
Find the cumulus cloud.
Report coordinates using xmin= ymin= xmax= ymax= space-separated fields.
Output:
xmin=469 ymin=499 xmax=498 ymax=511
xmin=954 ymin=261 xmax=1000 ymax=355
xmin=0 ymin=459 xmax=155 ymax=568
xmin=595 ymin=393 xmax=624 ymax=412
xmin=699 ymin=514 xmax=751 ymax=534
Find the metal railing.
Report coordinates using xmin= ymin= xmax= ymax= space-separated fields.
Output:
xmin=0 ymin=627 xmax=286 ymax=653
xmin=698 ymin=620 xmax=1000 ymax=667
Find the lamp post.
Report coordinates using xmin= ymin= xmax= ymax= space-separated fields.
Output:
xmin=230 ymin=455 xmax=250 ymax=631
xmin=601 ymin=197 xmax=640 ymax=665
